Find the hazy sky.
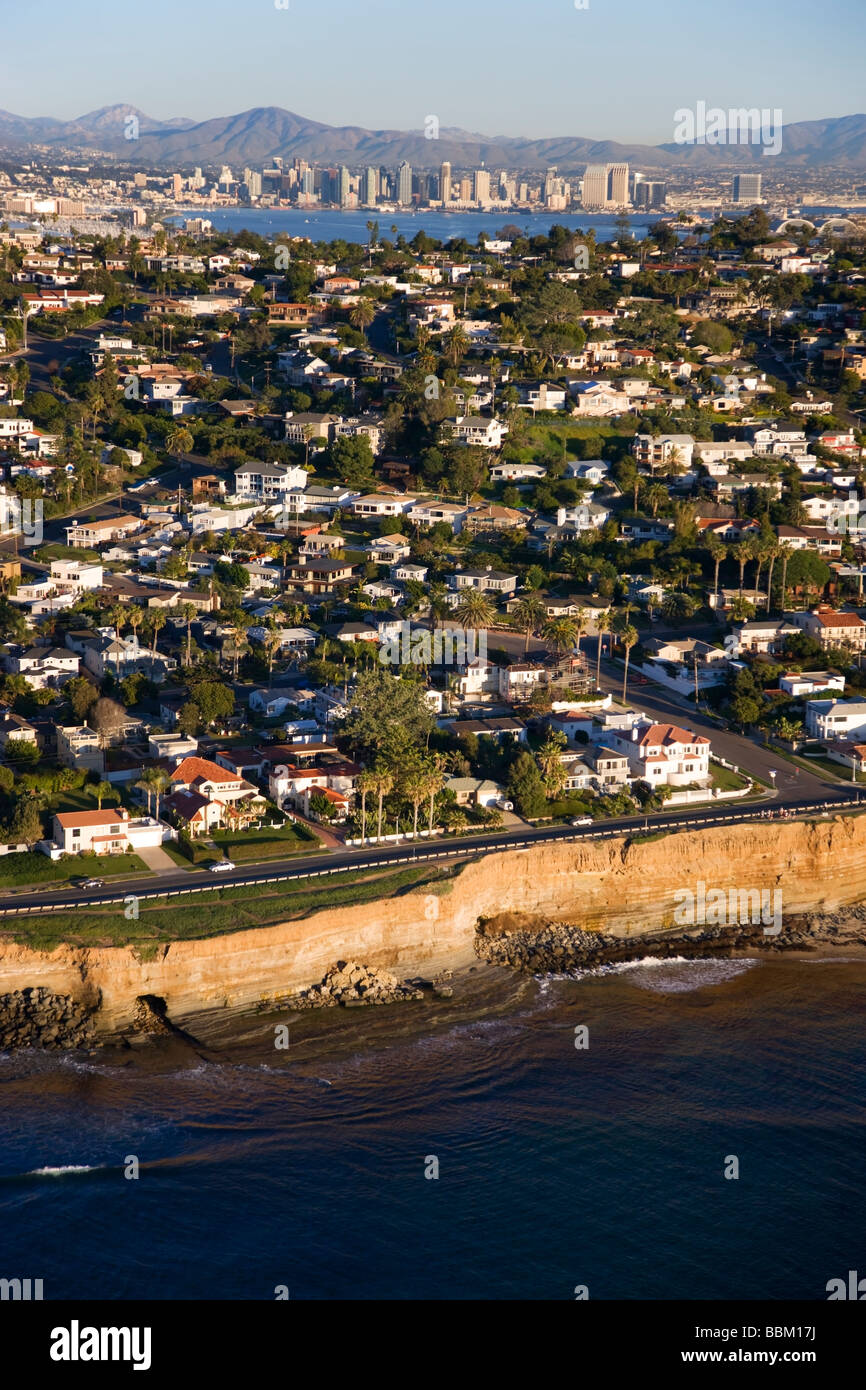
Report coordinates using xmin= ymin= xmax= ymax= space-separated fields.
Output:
xmin=1 ymin=0 xmax=863 ymax=144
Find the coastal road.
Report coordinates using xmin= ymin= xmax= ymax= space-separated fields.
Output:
xmin=1 ymin=789 xmax=859 ymax=917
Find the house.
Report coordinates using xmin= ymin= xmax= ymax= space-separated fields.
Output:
xmin=56 ymin=724 xmax=105 ymax=772
xmin=65 ymin=515 xmax=141 ymax=548
xmin=249 ymin=689 xmax=295 ymax=718
xmin=805 ymin=699 xmax=866 ymax=743
xmin=489 ymin=462 xmax=547 ymax=483
xmin=49 ymin=560 xmax=103 ymax=593
xmin=444 ymin=777 xmax=506 ymax=808
xmin=0 ymin=712 xmax=38 ymax=750
xmin=51 ymin=807 xmax=167 ymax=856
xmin=369 ymin=534 xmax=412 ymax=564
xmin=569 ymin=382 xmax=631 ymax=416
xmin=451 ymin=568 xmax=518 ymax=596
xmin=632 ymin=433 xmax=695 ymax=471
xmin=448 ymin=416 xmax=508 ymax=449
xmin=608 ymin=720 xmax=711 ymax=787
xmin=234 ymin=460 xmax=309 ymax=500
xmin=778 ymin=671 xmax=845 ymax=698
xmin=406 ymin=500 xmax=469 ymax=533
xmin=285 ymin=558 xmax=355 ymax=596
xmin=732 ymin=619 xmax=801 ymax=655
xmin=9 ymin=646 xmax=80 ymax=687
xmin=167 ymin=755 xmax=262 ymax=833
xmin=799 ymin=605 xmax=866 ymax=652
xmin=516 ymin=382 xmax=568 ymax=412
xmin=465 ymin=504 xmax=526 ymax=533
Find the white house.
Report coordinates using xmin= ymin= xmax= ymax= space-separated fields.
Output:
xmin=805 ymin=699 xmax=866 ymax=743
xmin=608 ymin=720 xmax=711 ymax=787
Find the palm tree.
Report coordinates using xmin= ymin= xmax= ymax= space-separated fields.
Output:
xmin=402 ymin=765 xmax=428 ymax=840
xmin=455 ymin=589 xmax=497 ymax=629
xmin=537 ymin=731 xmax=568 ymax=799
xmin=595 ymin=610 xmax=611 ymax=689
xmin=423 ymin=756 xmax=446 ymax=837
xmin=127 ymin=604 xmax=145 ymax=647
xmin=136 ymin=768 xmax=160 ymax=814
xmin=646 ymin=482 xmax=667 ymax=518
xmin=512 ymin=592 xmax=546 ymax=654
xmin=542 ymin=617 xmax=578 ymax=657
xmin=106 ymin=602 xmax=126 ymax=640
xmin=146 ymin=608 xmax=167 ymax=675
xmin=350 ymin=297 xmax=375 ymax=342
xmin=371 ymin=767 xmax=394 ymax=843
xmin=263 ymin=616 xmax=282 ymax=679
xmin=179 ymin=601 xmax=197 ymax=666
xmin=734 ymin=539 xmax=751 ymax=596
xmin=444 ymin=323 xmax=469 ymax=368
xmin=356 ymin=769 xmax=378 ymax=845
xmin=705 ymin=534 xmax=727 ymax=606
xmin=780 ymin=548 xmax=790 ymax=612
xmin=166 ymin=425 xmax=194 ymax=460
xmin=574 ymin=606 xmax=589 ymax=655
xmin=765 ymin=541 xmax=782 ymax=614
xmin=620 ymin=623 xmax=638 ymax=702
xmin=94 ymin=780 xmax=113 ymax=810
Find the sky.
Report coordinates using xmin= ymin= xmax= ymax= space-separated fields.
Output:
xmin=0 ymin=0 xmax=863 ymax=145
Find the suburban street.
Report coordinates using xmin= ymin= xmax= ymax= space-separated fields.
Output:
xmin=1 ymin=785 xmax=859 ymax=916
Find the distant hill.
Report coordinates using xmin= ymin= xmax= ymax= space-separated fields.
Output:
xmin=1 ymin=104 xmax=865 ymax=170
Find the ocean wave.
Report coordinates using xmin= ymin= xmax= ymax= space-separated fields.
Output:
xmin=562 ymin=955 xmax=759 ymax=992
xmin=28 ymin=1165 xmax=102 ymax=1176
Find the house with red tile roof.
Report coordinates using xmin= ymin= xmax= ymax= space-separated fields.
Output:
xmin=608 ymin=720 xmax=711 ymax=787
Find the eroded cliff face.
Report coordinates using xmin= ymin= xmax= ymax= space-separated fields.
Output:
xmin=0 ymin=815 xmax=862 ymax=1037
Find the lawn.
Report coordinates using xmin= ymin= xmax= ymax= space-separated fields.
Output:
xmin=211 ymin=822 xmax=318 ymax=862
xmin=2 ymin=863 xmax=451 ymax=950
xmin=708 ymin=761 xmax=751 ymax=792
xmin=0 ymin=851 xmax=149 ymax=889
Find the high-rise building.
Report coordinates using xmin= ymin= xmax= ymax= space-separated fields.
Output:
xmin=244 ymin=170 xmax=262 ymax=199
xmin=607 ymin=163 xmax=630 ymax=206
xmin=732 ymin=173 xmax=762 ymax=204
xmin=440 ymin=161 xmax=452 ymax=203
xmin=474 ymin=168 xmax=491 ymax=204
xmin=397 ymin=161 xmax=413 ymax=206
xmin=301 ymin=167 xmax=314 ymax=196
xmin=339 ymin=166 xmax=351 ymax=206
xmin=459 ymin=175 xmax=472 ymax=203
xmin=171 ymin=173 xmax=184 ymax=198
xmin=363 ymin=167 xmax=378 ymax=205
xmin=581 ymin=164 xmax=609 ymax=208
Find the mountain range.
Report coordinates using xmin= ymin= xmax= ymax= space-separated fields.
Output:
xmin=2 ymin=105 xmax=866 ymax=171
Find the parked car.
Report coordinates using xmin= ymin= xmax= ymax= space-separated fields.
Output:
xmin=209 ymin=859 xmax=235 ymax=873
xmin=494 ymin=798 xmax=514 ymax=812
xmin=571 ymin=817 xmax=593 ymax=827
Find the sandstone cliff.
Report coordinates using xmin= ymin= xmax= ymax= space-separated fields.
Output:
xmin=0 ymin=815 xmax=863 ymax=1040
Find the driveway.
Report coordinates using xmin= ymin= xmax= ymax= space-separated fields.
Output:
xmin=137 ymin=846 xmax=179 ymax=875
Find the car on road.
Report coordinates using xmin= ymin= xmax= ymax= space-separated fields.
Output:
xmin=78 ymin=878 xmax=104 ymax=890
xmin=209 ymin=859 xmax=235 ymax=873
xmin=571 ymin=817 xmax=594 ymax=827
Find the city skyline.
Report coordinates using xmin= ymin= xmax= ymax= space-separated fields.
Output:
xmin=0 ymin=0 xmax=863 ymax=144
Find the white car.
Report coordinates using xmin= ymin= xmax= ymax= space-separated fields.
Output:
xmin=571 ymin=817 xmax=593 ymax=827
xmin=209 ymin=859 xmax=236 ymax=873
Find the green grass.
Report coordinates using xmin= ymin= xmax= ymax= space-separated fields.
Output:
xmin=0 ymin=851 xmax=149 ymax=889
xmin=709 ymin=761 xmax=750 ymax=792
xmin=160 ymin=843 xmax=198 ymax=870
xmin=33 ymin=542 xmax=102 ymax=564
xmin=211 ymin=823 xmax=317 ymax=862
xmin=2 ymin=863 xmax=453 ymax=950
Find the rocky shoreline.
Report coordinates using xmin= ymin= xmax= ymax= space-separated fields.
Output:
xmin=474 ymin=905 xmax=866 ymax=975
xmin=2 ymin=907 xmax=866 ymax=1052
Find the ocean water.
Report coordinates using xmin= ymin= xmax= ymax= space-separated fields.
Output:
xmin=0 ymin=955 xmax=863 ymax=1301
xmin=164 ymin=206 xmax=654 ymax=246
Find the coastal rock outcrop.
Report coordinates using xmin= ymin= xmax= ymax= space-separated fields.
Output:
xmin=289 ymin=960 xmax=425 ymax=1009
xmin=0 ymin=986 xmax=96 ymax=1050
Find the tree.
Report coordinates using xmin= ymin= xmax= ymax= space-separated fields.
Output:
xmin=166 ymin=425 xmax=194 ymax=459
xmin=341 ymin=667 xmax=434 ymax=760
xmin=89 ymin=696 xmax=126 ymax=750
xmin=423 ymin=756 xmax=446 ymax=836
xmin=93 ymin=779 xmax=114 ymax=809
xmin=537 ymin=730 xmax=568 ymax=799
xmin=455 ymin=589 xmax=497 ymax=629
xmin=356 ymin=768 xmax=378 ymax=844
xmin=146 ymin=609 xmax=167 ymax=674
xmin=191 ymin=681 xmax=234 ymax=729
xmin=620 ymin=624 xmax=638 ymax=702
xmin=705 ymin=534 xmax=727 ymax=603
xmin=65 ymin=676 xmax=97 ymax=723
xmin=177 ymin=701 xmax=202 ymax=737
xmin=179 ymin=602 xmax=198 ymax=666
xmin=8 ymin=795 xmax=44 ymax=848
xmin=350 ymin=297 xmax=375 ymax=341
xmin=369 ymin=766 xmax=394 ymax=842
xmin=4 ymin=738 xmax=39 ymax=766
xmin=507 ymin=750 xmax=547 ymax=818
xmin=329 ymin=434 xmax=375 ymax=488
xmin=401 ymin=762 xmax=428 ymax=840
xmin=512 ymin=592 xmax=546 ymax=654
xmin=593 ymin=611 xmax=611 ymax=689
xmin=542 ymin=617 xmax=578 ymax=657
